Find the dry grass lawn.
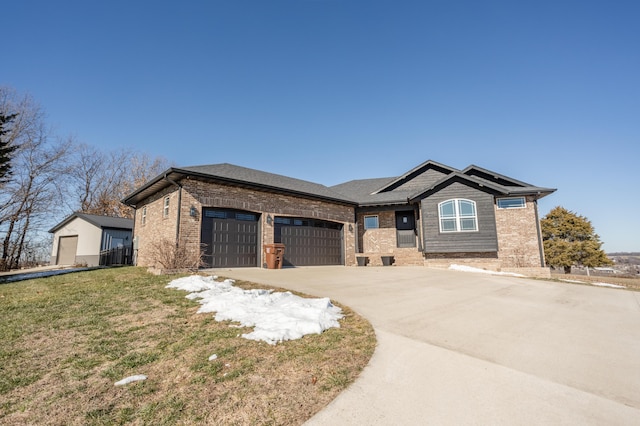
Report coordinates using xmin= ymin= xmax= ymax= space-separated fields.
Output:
xmin=550 ymin=272 xmax=640 ymax=290
xmin=0 ymin=267 xmax=375 ymax=425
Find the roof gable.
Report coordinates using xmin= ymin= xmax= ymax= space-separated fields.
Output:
xmin=49 ymin=213 xmax=133 ymax=233
xmin=408 ymin=172 xmax=510 ymax=202
xmin=462 ymin=165 xmax=531 ymax=188
xmin=373 ymin=160 xmax=457 ymax=194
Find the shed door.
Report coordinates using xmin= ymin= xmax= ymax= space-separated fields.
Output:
xmin=200 ymin=208 xmax=259 ymax=268
xmin=275 ymin=217 xmax=343 ymax=266
xmin=57 ymin=236 xmax=78 ymax=265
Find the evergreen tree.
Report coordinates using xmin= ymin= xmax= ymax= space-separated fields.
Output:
xmin=541 ymin=206 xmax=612 ymax=273
xmin=0 ymin=112 xmax=18 ymax=183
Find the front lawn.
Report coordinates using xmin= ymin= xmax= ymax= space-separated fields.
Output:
xmin=0 ymin=267 xmax=375 ymax=425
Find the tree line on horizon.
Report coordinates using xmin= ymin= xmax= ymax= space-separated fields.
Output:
xmin=0 ymin=86 xmax=170 ymax=271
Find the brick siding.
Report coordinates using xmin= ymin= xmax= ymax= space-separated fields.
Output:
xmin=494 ymin=196 xmax=544 ymax=268
xmin=133 ymin=178 xmax=548 ymax=275
xmin=134 ymin=177 xmax=356 ymax=268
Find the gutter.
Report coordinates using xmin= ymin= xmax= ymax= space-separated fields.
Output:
xmin=164 ymin=173 xmax=182 ymax=245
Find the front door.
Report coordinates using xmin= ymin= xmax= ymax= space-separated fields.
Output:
xmin=395 ymin=211 xmax=416 ymax=248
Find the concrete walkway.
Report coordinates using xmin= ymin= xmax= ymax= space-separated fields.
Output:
xmin=206 ymin=266 xmax=640 ymax=425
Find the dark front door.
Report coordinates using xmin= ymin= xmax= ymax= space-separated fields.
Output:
xmin=275 ymin=217 xmax=343 ymax=266
xmin=395 ymin=211 xmax=416 ymax=248
xmin=200 ymin=208 xmax=259 ymax=268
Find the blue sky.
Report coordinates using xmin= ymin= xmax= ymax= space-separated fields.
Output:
xmin=4 ymin=1 xmax=639 ymax=252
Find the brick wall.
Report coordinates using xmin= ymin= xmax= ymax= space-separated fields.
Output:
xmin=424 ymin=251 xmax=502 ymax=270
xmin=358 ymin=210 xmax=396 ymax=254
xmin=494 ymin=196 xmax=544 ymax=268
xmin=134 ymin=185 xmax=180 ymax=268
xmin=133 ymin=177 xmax=357 ymax=268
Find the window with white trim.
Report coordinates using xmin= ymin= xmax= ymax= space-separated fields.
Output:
xmin=438 ymin=199 xmax=477 ymax=232
xmin=141 ymin=207 xmax=147 ymax=225
xmin=497 ymin=197 xmax=525 ymax=209
xmin=163 ymin=196 xmax=170 ymax=218
xmin=364 ymin=215 xmax=379 ymax=229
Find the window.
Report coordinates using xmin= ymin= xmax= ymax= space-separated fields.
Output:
xmin=141 ymin=207 xmax=147 ymax=225
xmin=438 ymin=199 xmax=477 ymax=232
xmin=497 ymin=197 xmax=526 ymax=209
xmin=163 ymin=196 xmax=170 ymax=218
xmin=364 ymin=215 xmax=379 ymax=229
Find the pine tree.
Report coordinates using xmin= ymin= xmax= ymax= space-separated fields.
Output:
xmin=541 ymin=206 xmax=612 ymax=273
xmin=0 ymin=112 xmax=18 ymax=183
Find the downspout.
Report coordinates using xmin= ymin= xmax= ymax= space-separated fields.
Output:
xmin=533 ymin=198 xmax=545 ymax=267
xmin=131 ymin=208 xmax=137 ymax=266
xmin=354 ymin=209 xmax=359 ymax=254
xmin=164 ymin=173 xmax=182 ymax=246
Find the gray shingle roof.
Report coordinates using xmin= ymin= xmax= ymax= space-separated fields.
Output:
xmin=122 ymin=161 xmax=556 ymax=208
xmin=179 ymin=163 xmax=357 ymax=203
xmin=331 ymin=178 xmax=412 ymax=205
xmin=49 ymin=213 xmax=133 ymax=233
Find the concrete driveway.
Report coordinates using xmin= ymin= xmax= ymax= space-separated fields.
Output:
xmin=207 ymin=266 xmax=640 ymax=425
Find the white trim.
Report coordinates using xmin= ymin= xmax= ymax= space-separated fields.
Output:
xmin=163 ymin=196 xmax=170 ymax=218
xmin=364 ymin=215 xmax=379 ymax=229
xmin=497 ymin=197 xmax=526 ymax=209
xmin=438 ymin=199 xmax=478 ymax=233
xmin=141 ymin=207 xmax=147 ymax=225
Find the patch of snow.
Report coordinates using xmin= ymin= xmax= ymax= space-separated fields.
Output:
xmin=560 ymin=279 xmax=586 ymax=283
xmin=114 ymin=374 xmax=147 ymax=386
xmin=592 ymin=282 xmax=626 ymax=289
xmin=448 ymin=264 xmax=525 ymax=277
xmin=167 ymin=275 xmax=343 ymax=345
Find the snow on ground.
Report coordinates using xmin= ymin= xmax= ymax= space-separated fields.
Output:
xmin=592 ymin=282 xmax=626 ymax=289
xmin=448 ymin=264 xmax=525 ymax=277
xmin=166 ymin=275 xmax=343 ymax=345
xmin=114 ymin=375 xmax=147 ymax=386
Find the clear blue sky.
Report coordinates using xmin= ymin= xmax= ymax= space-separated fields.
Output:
xmin=4 ymin=0 xmax=639 ymax=252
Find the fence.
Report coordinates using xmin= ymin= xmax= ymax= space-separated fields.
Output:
xmin=99 ymin=245 xmax=133 ymax=266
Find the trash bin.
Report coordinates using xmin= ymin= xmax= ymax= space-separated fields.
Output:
xmin=264 ymin=243 xmax=285 ymax=269
xmin=381 ymin=255 xmax=394 ymax=266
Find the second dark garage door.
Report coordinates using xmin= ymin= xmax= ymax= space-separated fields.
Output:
xmin=274 ymin=217 xmax=343 ymax=266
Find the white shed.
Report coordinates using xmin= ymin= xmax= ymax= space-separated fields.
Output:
xmin=49 ymin=213 xmax=133 ymax=267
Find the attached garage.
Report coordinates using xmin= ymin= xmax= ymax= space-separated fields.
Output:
xmin=200 ymin=208 xmax=260 ymax=268
xmin=275 ymin=217 xmax=343 ymax=266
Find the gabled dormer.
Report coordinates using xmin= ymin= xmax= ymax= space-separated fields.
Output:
xmin=372 ymin=160 xmax=458 ymax=194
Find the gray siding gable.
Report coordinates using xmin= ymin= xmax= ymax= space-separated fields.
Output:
xmin=420 ymin=181 xmax=498 ymax=253
xmin=373 ymin=160 xmax=456 ymax=193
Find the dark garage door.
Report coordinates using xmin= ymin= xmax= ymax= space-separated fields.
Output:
xmin=275 ymin=217 xmax=343 ymax=266
xmin=200 ymin=208 xmax=259 ymax=268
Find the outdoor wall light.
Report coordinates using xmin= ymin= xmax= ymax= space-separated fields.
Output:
xmin=190 ymin=206 xmax=197 ymax=217
xmin=348 ymin=224 xmax=353 ymax=232
xmin=267 ymin=214 xmax=273 ymax=225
